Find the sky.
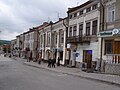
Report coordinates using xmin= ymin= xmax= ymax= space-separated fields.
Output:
xmin=0 ymin=0 xmax=88 ymax=40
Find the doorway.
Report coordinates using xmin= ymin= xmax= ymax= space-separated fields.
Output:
xmin=83 ymin=50 xmax=92 ymax=69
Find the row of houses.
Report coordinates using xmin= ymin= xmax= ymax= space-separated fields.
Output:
xmin=11 ymin=0 xmax=120 ymax=74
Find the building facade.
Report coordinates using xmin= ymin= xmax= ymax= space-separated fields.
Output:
xmin=98 ymin=0 xmax=120 ymax=73
xmin=67 ymin=0 xmax=101 ymax=69
xmin=39 ymin=19 xmax=67 ymax=65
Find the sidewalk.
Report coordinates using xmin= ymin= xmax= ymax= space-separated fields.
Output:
xmin=14 ymin=57 xmax=120 ymax=87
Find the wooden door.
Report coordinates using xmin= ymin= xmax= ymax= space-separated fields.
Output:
xmin=113 ymin=41 xmax=120 ymax=63
xmin=83 ymin=50 xmax=92 ymax=68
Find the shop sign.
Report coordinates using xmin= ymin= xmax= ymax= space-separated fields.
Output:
xmin=67 ymin=44 xmax=70 ymax=48
xmin=98 ymin=31 xmax=113 ymax=37
xmin=98 ymin=29 xmax=120 ymax=37
xmin=112 ymin=29 xmax=120 ymax=35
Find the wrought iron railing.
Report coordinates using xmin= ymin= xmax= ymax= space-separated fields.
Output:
xmin=67 ymin=35 xmax=91 ymax=43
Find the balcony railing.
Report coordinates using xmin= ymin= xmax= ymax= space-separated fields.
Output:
xmin=106 ymin=54 xmax=120 ymax=64
xmin=67 ymin=35 xmax=91 ymax=44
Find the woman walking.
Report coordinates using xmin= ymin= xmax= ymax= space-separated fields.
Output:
xmin=38 ymin=52 xmax=42 ymax=64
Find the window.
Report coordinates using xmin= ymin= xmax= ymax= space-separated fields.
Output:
xmin=86 ymin=22 xmax=91 ymax=36
xmin=92 ymin=4 xmax=97 ymax=10
xmin=74 ymin=13 xmax=77 ymax=17
xmin=79 ymin=24 xmax=83 ymax=37
xmin=79 ymin=10 xmax=83 ymax=15
xmin=47 ymin=33 xmax=50 ymax=45
xmin=105 ymin=40 xmax=113 ymax=54
xmin=107 ymin=4 xmax=115 ymax=22
xmin=69 ymin=27 xmax=72 ymax=37
xmin=70 ymin=15 xmax=72 ymax=19
xmin=60 ymin=31 xmax=64 ymax=43
xmin=73 ymin=26 xmax=77 ymax=36
xmin=92 ymin=20 xmax=97 ymax=35
xmin=55 ymin=34 xmax=57 ymax=44
xmin=40 ymin=35 xmax=43 ymax=47
xmin=86 ymin=7 xmax=91 ymax=12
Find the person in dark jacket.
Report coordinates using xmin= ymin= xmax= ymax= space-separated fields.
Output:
xmin=52 ymin=58 xmax=56 ymax=68
xmin=48 ymin=58 xmax=51 ymax=68
xmin=57 ymin=57 xmax=60 ymax=66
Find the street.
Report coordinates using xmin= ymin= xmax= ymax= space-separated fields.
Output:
xmin=0 ymin=55 xmax=120 ymax=90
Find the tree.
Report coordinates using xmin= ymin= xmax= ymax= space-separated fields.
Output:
xmin=0 ymin=40 xmax=3 ymax=45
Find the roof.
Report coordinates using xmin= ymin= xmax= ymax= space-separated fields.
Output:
xmin=67 ymin=1 xmax=93 ymax=13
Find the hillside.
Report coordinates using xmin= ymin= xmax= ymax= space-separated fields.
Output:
xmin=0 ymin=40 xmax=11 ymax=45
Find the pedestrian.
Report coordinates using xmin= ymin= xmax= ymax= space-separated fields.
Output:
xmin=52 ymin=58 xmax=56 ymax=68
xmin=27 ymin=51 xmax=32 ymax=62
xmin=27 ymin=51 xmax=29 ymax=62
xmin=29 ymin=51 xmax=32 ymax=62
xmin=48 ymin=58 xmax=51 ymax=68
xmin=38 ymin=53 xmax=42 ymax=64
xmin=57 ymin=57 xmax=60 ymax=66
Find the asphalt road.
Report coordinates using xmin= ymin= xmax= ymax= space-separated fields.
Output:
xmin=0 ymin=55 xmax=120 ymax=90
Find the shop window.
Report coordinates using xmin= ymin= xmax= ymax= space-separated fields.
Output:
xmin=105 ymin=40 xmax=113 ymax=54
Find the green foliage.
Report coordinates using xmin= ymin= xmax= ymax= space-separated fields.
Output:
xmin=0 ymin=40 xmax=10 ymax=45
xmin=0 ymin=40 xmax=3 ymax=45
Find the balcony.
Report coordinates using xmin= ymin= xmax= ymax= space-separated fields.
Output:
xmin=106 ymin=54 xmax=120 ymax=64
xmin=67 ymin=35 xmax=91 ymax=44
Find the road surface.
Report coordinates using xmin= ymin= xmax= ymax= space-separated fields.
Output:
xmin=0 ymin=55 xmax=120 ymax=90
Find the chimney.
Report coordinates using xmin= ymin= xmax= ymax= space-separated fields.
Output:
xmin=59 ymin=18 xmax=63 ymax=21
xmin=43 ymin=22 xmax=48 ymax=25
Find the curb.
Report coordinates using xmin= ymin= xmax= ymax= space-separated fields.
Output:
xmin=23 ymin=62 xmax=120 ymax=87
xmin=11 ymin=57 xmax=17 ymax=61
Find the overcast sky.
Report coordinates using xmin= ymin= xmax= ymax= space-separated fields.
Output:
xmin=0 ymin=0 xmax=88 ymax=40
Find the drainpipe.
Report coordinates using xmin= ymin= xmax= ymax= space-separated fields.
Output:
xmin=36 ymin=28 xmax=40 ymax=61
xmin=43 ymin=29 xmax=45 ymax=60
xmin=99 ymin=0 xmax=104 ymax=72
xmin=50 ymin=21 xmax=53 ymax=59
xmin=63 ymin=18 xmax=68 ymax=47
xmin=49 ymin=21 xmax=53 ymax=49
xmin=63 ymin=18 xmax=68 ymax=65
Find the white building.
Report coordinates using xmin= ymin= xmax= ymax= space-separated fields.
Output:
xmin=39 ymin=19 xmax=67 ymax=65
xmin=24 ymin=29 xmax=36 ymax=59
xmin=67 ymin=0 xmax=101 ymax=69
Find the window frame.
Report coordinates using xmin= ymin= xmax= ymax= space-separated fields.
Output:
xmin=92 ymin=20 xmax=98 ymax=35
xmin=73 ymin=25 xmax=77 ymax=36
xmin=107 ymin=4 xmax=115 ymax=22
xmin=79 ymin=10 xmax=83 ymax=15
xmin=104 ymin=40 xmax=113 ymax=54
xmin=69 ymin=27 xmax=72 ymax=37
xmin=86 ymin=7 xmax=91 ymax=13
xmin=86 ymin=22 xmax=91 ymax=36
xmin=79 ymin=24 xmax=83 ymax=37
